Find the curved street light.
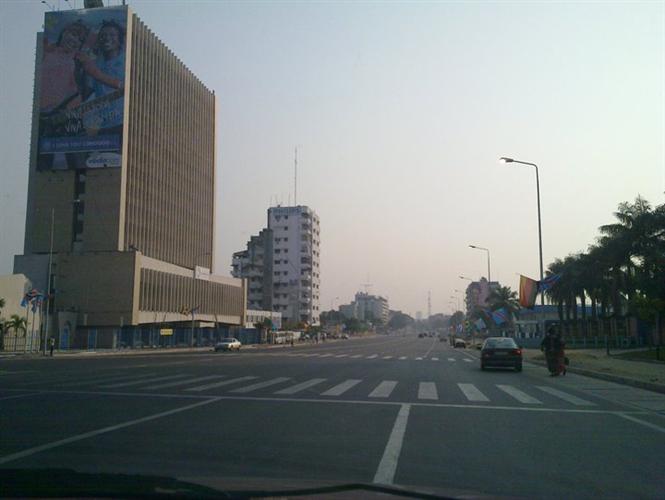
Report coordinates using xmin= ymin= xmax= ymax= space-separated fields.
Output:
xmin=469 ymin=244 xmax=491 ymax=282
xmin=500 ymin=156 xmax=545 ymax=332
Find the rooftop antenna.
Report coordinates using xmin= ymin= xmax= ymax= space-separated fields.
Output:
xmin=294 ymin=146 xmax=298 ymax=206
xmin=361 ymin=274 xmax=372 ymax=294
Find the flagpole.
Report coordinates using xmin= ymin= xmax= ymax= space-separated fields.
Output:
xmin=44 ymin=208 xmax=54 ymax=356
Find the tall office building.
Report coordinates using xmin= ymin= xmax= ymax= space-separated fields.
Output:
xmin=14 ymin=4 xmax=244 ymax=349
xmin=232 ymin=206 xmax=320 ymax=326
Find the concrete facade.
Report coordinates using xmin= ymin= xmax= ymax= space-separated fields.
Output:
xmin=267 ymin=206 xmax=320 ymax=326
xmin=231 ymin=205 xmax=320 ymax=326
xmin=339 ymin=292 xmax=389 ymax=324
xmin=231 ymin=228 xmax=273 ymax=311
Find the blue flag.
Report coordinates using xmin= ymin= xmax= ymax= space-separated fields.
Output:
xmin=538 ymin=274 xmax=562 ymax=293
xmin=491 ymin=308 xmax=510 ymax=325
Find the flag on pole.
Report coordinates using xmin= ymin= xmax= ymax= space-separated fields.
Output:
xmin=519 ymin=275 xmax=538 ymax=309
xmin=491 ymin=308 xmax=510 ymax=325
xmin=538 ymin=273 xmax=562 ymax=293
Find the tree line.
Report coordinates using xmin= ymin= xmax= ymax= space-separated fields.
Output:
xmin=545 ymin=196 xmax=664 ymax=341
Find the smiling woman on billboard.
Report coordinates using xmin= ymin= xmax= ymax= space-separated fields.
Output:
xmin=37 ymin=7 xmax=128 ymax=171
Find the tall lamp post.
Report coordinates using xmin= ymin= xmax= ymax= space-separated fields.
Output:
xmin=469 ymin=245 xmax=491 ymax=282
xmin=500 ymin=157 xmax=545 ymax=334
xmin=191 ymin=251 xmax=211 ymax=346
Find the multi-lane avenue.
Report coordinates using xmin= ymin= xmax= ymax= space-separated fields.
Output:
xmin=1 ymin=335 xmax=664 ymax=498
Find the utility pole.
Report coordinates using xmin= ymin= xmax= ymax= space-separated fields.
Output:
xmin=43 ymin=208 xmax=54 ymax=356
xmin=427 ymin=291 xmax=432 ymax=319
xmin=294 ymin=147 xmax=298 ymax=206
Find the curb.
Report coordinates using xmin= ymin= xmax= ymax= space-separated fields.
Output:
xmin=526 ymin=358 xmax=665 ymax=395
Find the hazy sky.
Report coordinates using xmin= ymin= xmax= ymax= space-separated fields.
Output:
xmin=1 ymin=0 xmax=663 ymax=316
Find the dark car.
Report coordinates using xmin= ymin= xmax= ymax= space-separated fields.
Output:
xmin=480 ymin=337 xmax=522 ymax=372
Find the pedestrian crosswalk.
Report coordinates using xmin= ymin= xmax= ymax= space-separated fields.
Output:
xmin=11 ymin=372 xmax=599 ymax=408
xmin=238 ymin=352 xmax=479 ymax=363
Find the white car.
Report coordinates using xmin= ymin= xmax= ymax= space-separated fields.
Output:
xmin=453 ymin=338 xmax=467 ymax=349
xmin=214 ymin=338 xmax=242 ymax=352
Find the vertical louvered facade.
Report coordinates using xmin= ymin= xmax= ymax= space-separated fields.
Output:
xmin=124 ymin=15 xmax=215 ymax=271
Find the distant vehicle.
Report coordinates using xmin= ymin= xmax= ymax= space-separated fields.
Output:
xmin=341 ymin=334 xmax=349 ymax=339
xmin=453 ymin=338 xmax=467 ymax=348
xmin=214 ymin=338 xmax=241 ymax=352
xmin=480 ymin=337 xmax=522 ymax=372
xmin=418 ymin=333 xmax=425 ymax=338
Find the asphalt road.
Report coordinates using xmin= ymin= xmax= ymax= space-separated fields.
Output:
xmin=1 ymin=334 xmax=664 ymax=498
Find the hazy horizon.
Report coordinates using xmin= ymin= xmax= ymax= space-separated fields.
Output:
xmin=1 ymin=0 xmax=663 ymax=316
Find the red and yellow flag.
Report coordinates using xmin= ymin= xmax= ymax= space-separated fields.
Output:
xmin=519 ymin=275 xmax=538 ymax=309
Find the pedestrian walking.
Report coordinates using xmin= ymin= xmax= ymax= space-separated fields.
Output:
xmin=48 ymin=336 xmax=55 ymax=357
xmin=540 ymin=327 xmax=565 ymax=376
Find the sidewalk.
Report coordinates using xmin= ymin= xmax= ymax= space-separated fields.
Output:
xmin=0 ymin=335 xmax=369 ymax=360
xmin=523 ymin=348 xmax=665 ymax=394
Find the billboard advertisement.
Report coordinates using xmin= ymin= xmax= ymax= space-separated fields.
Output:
xmin=37 ymin=6 xmax=128 ymax=170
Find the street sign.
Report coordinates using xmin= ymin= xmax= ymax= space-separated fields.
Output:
xmin=160 ymin=328 xmax=173 ymax=336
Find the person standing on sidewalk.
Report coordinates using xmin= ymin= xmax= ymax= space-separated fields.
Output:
xmin=541 ymin=327 xmax=566 ymax=376
xmin=48 ymin=336 xmax=55 ymax=357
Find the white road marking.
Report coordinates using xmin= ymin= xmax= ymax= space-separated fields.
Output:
xmin=369 ymin=381 xmax=398 ymax=398
xmin=463 ymin=359 xmax=472 ymax=363
xmin=321 ymin=379 xmax=362 ymax=396
xmin=335 ymin=354 xmax=348 ymax=358
xmin=373 ymin=404 xmax=411 ymax=485
xmin=0 ymin=397 xmax=220 ymax=466
xmin=230 ymin=377 xmax=291 ymax=393
xmin=431 ymin=357 xmax=439 ymax=361
xmin=398 ymin=356 xmax=407 ymax=360
xmin=58 ymin=373 xmax=158 ymax=387
xmin=319 ymin=354 xmax=333 ymax=358
xmin=101 ymin=374 xmax=189 ymax=389
xmin=616 ymin=413 xmax=665 ymax=434
xmin=458 ymin=383 xmax=489 ymax=402
xmin=274 ymin=378 xmax=327 ymax=395
xmin=418 ymin=382 xmax=438 ymax=400
xmin=415 ymin=357 xmax=423 ymax=361
xmin=497 ymin=385 xmax=543 ymax=404
xmin=448 ymin=358 xmax=456 ymax=362
xmin=0 ymin=386 xmax=641 ymax=416
xmin=0 ymin=392 xmax=41 ymax=401
xmin=535 ymin=386 xmax=596 ymax=406
xmin=143 ymin=375 xmax=225 ymax=390
xmin=351 ymin=354 xmax=363 ymax=359
xmin=366 ymin=355 xmax=378 ymax=359
xmin=185 ymin=376 xmax=258 ymax=392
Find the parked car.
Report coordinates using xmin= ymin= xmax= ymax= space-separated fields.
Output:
xmin=480 ymin=337 xmax=522 ymax=372
xmin=453 ymin=338 xmax=467 ymax=348
xmin=341 ymin=334 xmax=349 ymax=339
xmin=214 ymin=338 xmax=242 ymax=352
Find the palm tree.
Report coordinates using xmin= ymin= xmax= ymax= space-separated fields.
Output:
xmin=488 ymin=286 xmax=520 ymax=317
xmin=7 ymin=315 xmax=27 ymax=350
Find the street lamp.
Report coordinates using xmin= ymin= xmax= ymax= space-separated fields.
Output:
xmin=500 ymin=156 xmax=545 ymax=333
xmin=43 ymin=199 xmax=80 ymax=355
xmin=190 ymin=251 xmax=211 ymax=346
xmin=469 ymin=245 xmax=491 ymax=282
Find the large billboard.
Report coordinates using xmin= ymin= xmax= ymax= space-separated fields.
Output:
xmin=37 ymin=6 xmax=128 ymax=170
